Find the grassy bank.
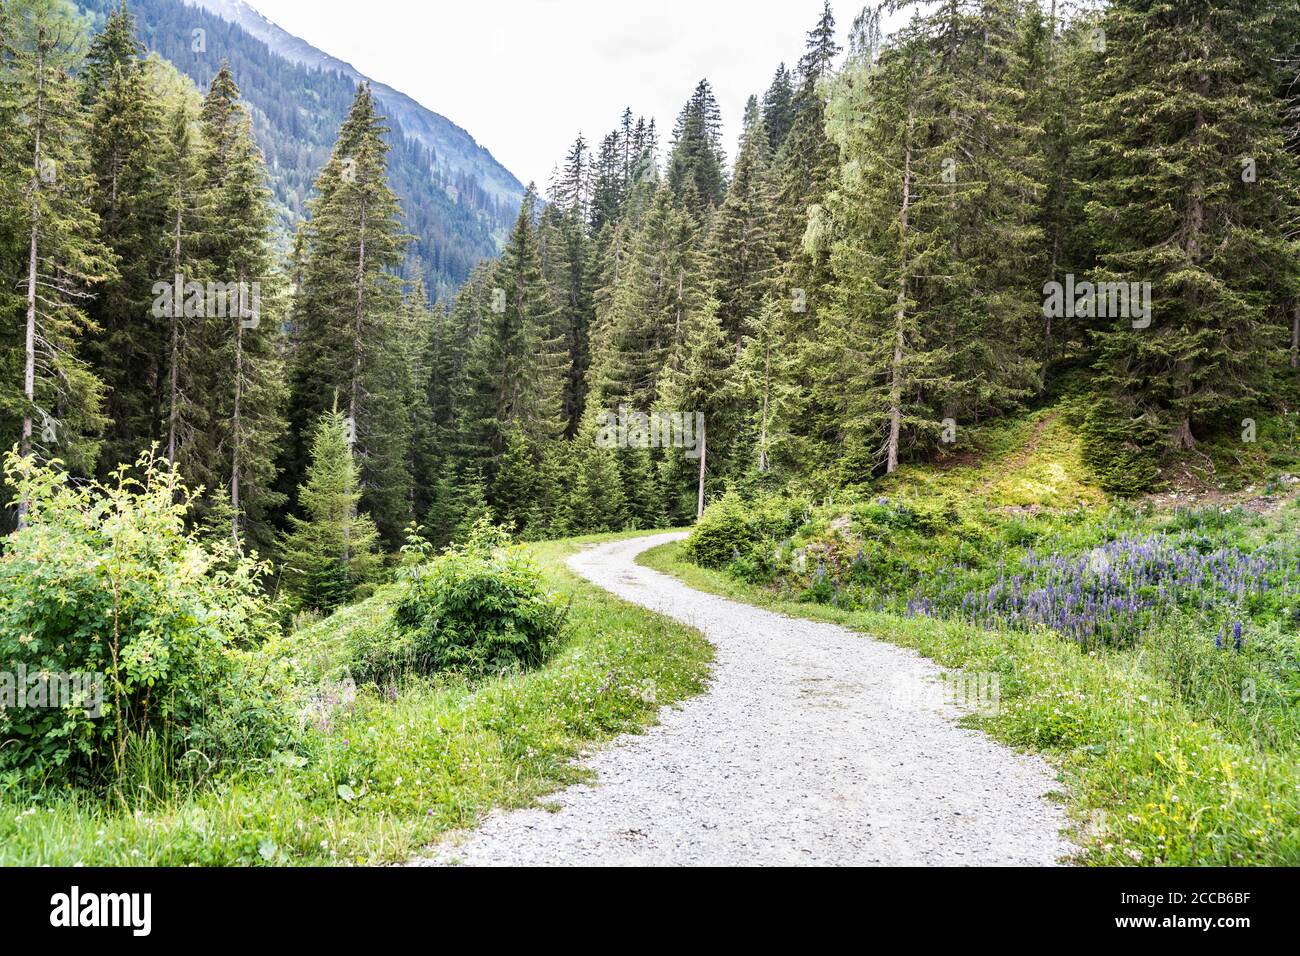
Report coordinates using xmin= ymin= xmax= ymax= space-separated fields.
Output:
xmin=0 ymin=533 xmax=710 ymax=866
xmin=641 ymin=528 xmax=1300 ymax=866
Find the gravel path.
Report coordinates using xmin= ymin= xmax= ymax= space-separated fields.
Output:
xmin=414 ymin=532 xmax=1074 ymax=866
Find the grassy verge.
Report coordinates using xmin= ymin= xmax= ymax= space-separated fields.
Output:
xmin=0 ymin=532 xmax=711 ymax=866
xmin=640 ymin=539 xmax=1300 ymax=866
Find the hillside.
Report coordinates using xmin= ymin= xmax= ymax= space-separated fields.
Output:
xmin=75 ymin=0 xmax=525 ymax=297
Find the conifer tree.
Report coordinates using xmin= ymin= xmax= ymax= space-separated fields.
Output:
xmin=83 ymin=3 xmax=166 ymax=476
xmin=287 ymin=83 xmax=410 ymax=543
xmin=156 ymin=100 xmax=203 ymax=469
xmin=667 ymin=79 xmax=727 ymax=217
xmin=587 ymin=183 xmax=703 ymax=413
xmin=563 ymin=411 xmax=627 ymax=533
xmin=1082 ymin=0 xmax=1300 ymax=451
xmin=5 ymin=0 xmax=113 ymax=509
xmin=706 ymin=104 xmax=778 ymax=351
xmin=818 ymin=34 xmax=952 ymax=477
xmin=761 ymin=63 xmax=795 ymax=154
xmin=540 ymin=180 xmax=597 ymax=436
xmin=657 ymin=298 xmax=733 ymax=518
xmin=196 ymin=62 xmax=286 ymax=548
xmin=458 ymin=187 xmax=564 ymax=512
xmin=279 ymin=404 xmax=381 ymax=613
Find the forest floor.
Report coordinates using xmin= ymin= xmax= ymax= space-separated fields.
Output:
xmin=414 ymin=532 xmax=1073 ymax=866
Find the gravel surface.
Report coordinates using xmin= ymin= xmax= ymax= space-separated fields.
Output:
xmin=413 ymin=532 xmax=1074 ymax=866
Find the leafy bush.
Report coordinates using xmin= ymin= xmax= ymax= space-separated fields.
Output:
xmin=393 ymin=520 xmax=567 ymax=675
xmin=0 ymin=451 xmax=291 ymax=787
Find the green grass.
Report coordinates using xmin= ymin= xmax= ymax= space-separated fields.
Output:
xmin=641 ymin=538 xmax=1300 ymax=866
xmin=877 ymin=408 xmax=1106 ymax=510
xmin=0 ymin=531 xmax=711 ymax=866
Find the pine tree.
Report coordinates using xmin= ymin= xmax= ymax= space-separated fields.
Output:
xmin=587 ymin=183 xmax=703 ymax=413
xmin=458 ymin=186 xmax=565 ymax=511
xmin=195 ymin=62 xmax=287 ymax=549
xmin=279 ymin=404 xmax=381 ymax=613
xmin=657 ymin=298 xmax=734 ymax=518
xmin=1082 ymin=0 xmax=1300 ymax=451
xmin=4 ymin=0 xmax=113 ymax=517
xmin=286 ymin=83 xmax=411 ymax=543
xmin=667 ymin=79 xmax=727 ymax=217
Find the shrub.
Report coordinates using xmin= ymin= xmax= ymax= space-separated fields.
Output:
xmin=0 ymin=451 xmax=291 ymax=787
xmin=685 ymin=491 xmax=758 ymax=568
xmin=393 ymin=520 xmax=567 ymax=675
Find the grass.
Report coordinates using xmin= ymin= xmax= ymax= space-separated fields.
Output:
xmin=879 ymin=408 xmax=1106 ymax=510
xmin=0 ymin=531 xmax=711 ymax=866
xmin=643 ymin=520 xmax=1300 ymax=866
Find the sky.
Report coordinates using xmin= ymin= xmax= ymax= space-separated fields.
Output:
xmin=240 ymin=0 xmax=895 ymax=188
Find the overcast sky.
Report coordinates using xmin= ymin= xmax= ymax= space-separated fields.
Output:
xmin=241 ymin=0 xmax=896 ymax=188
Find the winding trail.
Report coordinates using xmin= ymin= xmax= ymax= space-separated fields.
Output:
xmin=415 ymin=532 xmax=1073 ymax=866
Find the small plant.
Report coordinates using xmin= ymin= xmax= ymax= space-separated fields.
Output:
xmin=393 ymin=519 xmax=568 ymax=675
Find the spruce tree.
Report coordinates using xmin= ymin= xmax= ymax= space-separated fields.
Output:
xmin=279 ymin=404 xmax=382 ymax=613
xmin=587 ymin=183 xmax=703 ymax=413
xmin=1082 ymin=0 xmax=1300 ymax=451
xmin=458 ymin=187 xmax=565 ymax=513
xmin=4 ymin=0 xmax=113 ymax=511
xmin=761 ymin=63 xmax=795 ymax=154
xmin=667 ymin=79 xmax=727 ymax=217
xmin=540 ymin=181 xmax=597 ymax=436
xmin=817 ymin=33 xmax=953 ymax=477
xmin=657 ymin=298 xmax=734 ymax=518
xmin=286 ymin=83 xmax=411 ymax=543
xmin=196 ymin=62 xmax=286 ymax=548
xmin=706 ymin=104 xmax=778 ymax=351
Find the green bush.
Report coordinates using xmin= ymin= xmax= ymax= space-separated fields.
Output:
xmin=685 ymin=491 xmax=759 ymax=568
xmin=393 ymin=520 xmax=567 ymax=675
xmin=0 ymin=451 xmax=291 ymax=787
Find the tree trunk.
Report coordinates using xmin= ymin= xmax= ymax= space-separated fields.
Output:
xmin=1291 ymin=301 xmax=1299 ymax=369
xmin=167 ymin=205 xmax=183 ymax=463
xmin=887 ymin=106 xmax=915 ymax=476
xmin=696 ymin=417 xmax=707 ymax=520
xmin=758 ymin=340 xmax=770 ymax=473
xmin=19 ymin=45 xmax=46 ymax=528
xmin=230 ymin=265 xmax=245 ymax=545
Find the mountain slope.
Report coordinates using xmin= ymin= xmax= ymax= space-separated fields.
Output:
xmin=76 ymin=0 xmax=525 ymax=297
xmin=188 ymin=0 xmax=524 ymax=211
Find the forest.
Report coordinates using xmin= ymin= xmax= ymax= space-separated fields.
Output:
xmin=3 ymin=0 xmax=1297 ymax=608
xmin=1 ymin=0 xmax=1299 ymax=869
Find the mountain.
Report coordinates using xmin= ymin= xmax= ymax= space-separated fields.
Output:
xmin=186 ymin=0 xmax=524 ymax=211
xmin=75 ymin=0 xmax=526 ymax=298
